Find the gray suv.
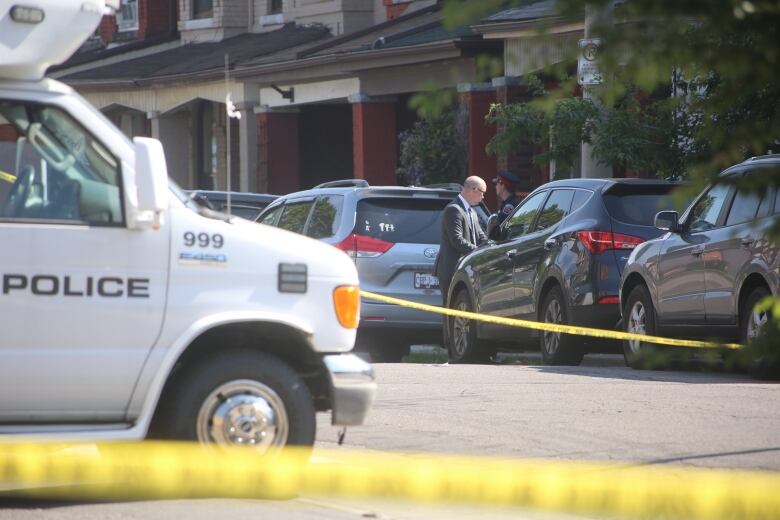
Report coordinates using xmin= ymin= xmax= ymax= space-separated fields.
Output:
xmin=255 ymin=180 xmax=485 ymax=361
xmin=620 ymin=155 xmax=779 ymax=376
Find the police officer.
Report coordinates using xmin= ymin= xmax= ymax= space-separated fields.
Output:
xmin=492 ymin=170 xmax=521 ymax=225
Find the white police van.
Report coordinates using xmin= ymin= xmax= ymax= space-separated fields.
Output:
xmin=0 ymin=0 xmax=375 ymax=451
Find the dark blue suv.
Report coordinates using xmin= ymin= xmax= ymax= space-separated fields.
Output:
xmin=446 ymin=178 xmax=684 ymax=364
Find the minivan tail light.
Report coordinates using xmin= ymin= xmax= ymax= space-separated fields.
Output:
xmin=576 ymin=231 xmax=644 ymax=255
xmin=334 ymin=233 xmax=394 ymax=259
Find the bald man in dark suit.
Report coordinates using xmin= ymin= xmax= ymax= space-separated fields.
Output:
xmin=433 ymin=176 xmax=488 ymax=307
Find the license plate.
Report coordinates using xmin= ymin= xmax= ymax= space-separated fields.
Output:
xmin=414 ymin=272 xmax=439 ymax=290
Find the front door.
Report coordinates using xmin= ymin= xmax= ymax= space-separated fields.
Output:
xmin=0 ymin=100 xmax=169 ymax=423
xmin=476 ymin=190 xmax=547 ymax=340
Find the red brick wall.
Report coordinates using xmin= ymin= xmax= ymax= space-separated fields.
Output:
xmin=98 ymin=0 xmax=175 ymax=42
xmin=460 ymin=89 xmax=498 ymax=208
xmin=0 ymin=125 xmax=20 ymax=141
xmin=139 ymin=0 xmax=175 ymax=38
xmin=383 ymin=0 xmax=411 ymax=20
xmin=258 ymin=112 xmax=301 ymax=195
xmin=494 ymin=81 xmax=541 ymax=193
xmin=352 ymin=102 xmax=397 ymax=185
xmin=98 ymin=15 xmax=117 ymax=43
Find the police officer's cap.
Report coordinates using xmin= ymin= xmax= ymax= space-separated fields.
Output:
xmin=492 ymin=170 xmax=520 ymax=189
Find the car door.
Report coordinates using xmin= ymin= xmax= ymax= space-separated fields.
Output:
xmin=476 ymin=190 xmax=548 ymax=339
xmin=512 ymin=189 xmax=575 ymax=319
xmin=702 ymin=170 xmax=774 ymax=325
xmin=656 ymin=182 xmax=732 ymax=329
xmin=0 ymin=100 xmax=168 ymax=423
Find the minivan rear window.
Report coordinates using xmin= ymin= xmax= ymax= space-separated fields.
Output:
xmin=356 ymin=197 xmax=450 ymax=244
xmin=602 ymin=184 xmax=682 ymax=226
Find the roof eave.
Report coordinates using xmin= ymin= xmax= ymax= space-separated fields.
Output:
xmin=235 ymin=38 xmax=486 ymax=81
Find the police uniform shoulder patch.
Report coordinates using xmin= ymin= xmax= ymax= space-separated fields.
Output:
xmin=502 ymin=203 xmax=514 ymax=215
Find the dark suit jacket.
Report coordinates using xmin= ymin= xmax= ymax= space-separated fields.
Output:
xmin=433 ymin=199 xmax=487 ymax=286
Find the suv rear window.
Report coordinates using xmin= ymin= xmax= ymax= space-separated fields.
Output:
xmin=602 ymin=184 xmax=681 ymax=226
xmin=356 ymin=197 xmax=450 ymax=244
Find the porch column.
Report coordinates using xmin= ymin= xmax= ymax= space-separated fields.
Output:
xmin=256 ymin=106 xmax=300 ymax=195
xmin=349 ymin=94 xmax=397 ymax=186
xmin=492 ymin=76 xmax=543 ymax=196
xmin=146 ymin=110 xmax=160 ymax=139
xmin=458 ymin=82 xmax=498 ymax=208
xmin=236 ymin=102 xmax=258 ymax=192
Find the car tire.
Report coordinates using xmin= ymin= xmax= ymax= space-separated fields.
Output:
xmin=539 ymin=286 xmax=584 ymax=365
xmin=622 ymin=284 xmax=663 ymax=369
xmin=152 ymin=350 xmax=316 ymax=452
xmin=448 ymin=290 xmax=493 ymax=363
xmin=741 ymin=286 xmax=779 ymax=380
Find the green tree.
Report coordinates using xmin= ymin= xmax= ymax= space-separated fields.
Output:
xmin=397 ymin=109 xmax=466 ymax=186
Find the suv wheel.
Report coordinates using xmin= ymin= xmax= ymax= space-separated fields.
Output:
xmin=448 ymin=290 xmax=492 ymax=363
xmin=539 ymin=287 xmax=584 ymax=365
xmin=622 ymin=285 xmax=665 ymax=369
xmin=742 ymin=286 xmax=778 ymax=379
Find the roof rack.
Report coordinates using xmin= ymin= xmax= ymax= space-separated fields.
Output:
xmin=420 ymin=183 xmax=462 ymax=191
xmin=313 ymin=179 xmax=370 ymax=189
xmin=745 ymin=153 xmax=780 ymax=162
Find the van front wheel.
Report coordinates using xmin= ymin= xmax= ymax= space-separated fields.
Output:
xmin=153 ymin=350 xmax=316 ymax=452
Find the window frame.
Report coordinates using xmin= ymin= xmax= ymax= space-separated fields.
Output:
xmin=503 ymin=189 xmax=549 ymax=240
xmin=534 ymin=188 xmax=575 ymax=233
xmin=0 ymin=99 xmax=125 ymax=227
xmin=192 ymin=0 xmax=213 ymax=20
xmin=684 ymin=182 xmax=734 ymax=234
xmin=116 ymin=0 xmax=139 ymax=32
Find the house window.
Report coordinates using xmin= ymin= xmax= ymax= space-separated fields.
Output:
xmin=116 ymin=0 xmax=139 ymax=31
xmin=193 ymin=0 xmax=213 ymax=19
xmin=270 ymin=0 xmax=283 ymax=14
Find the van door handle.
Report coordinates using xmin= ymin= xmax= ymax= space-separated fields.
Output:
xmin=691 ymin=246 xmax=704 ymax=256
xmin=544 ymin=238 xmax=557 ymax=250
xmin=506 ymin=249 xmax=518 ymax=258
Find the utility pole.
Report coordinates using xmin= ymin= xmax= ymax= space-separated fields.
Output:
xmin=579 ymin=2 xmax=613 ymax=178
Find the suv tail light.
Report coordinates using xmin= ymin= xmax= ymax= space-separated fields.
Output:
xmin=335 ymin=233 xmax=394 ymax=259
xmin=576 ymin=231 xmax=644 ymax=255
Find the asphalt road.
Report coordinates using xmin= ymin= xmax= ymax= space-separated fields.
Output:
xmin=317 ymin=353 xmax=780 ymax=469
xmin=2 ymin=353 xmax=778 ymax=519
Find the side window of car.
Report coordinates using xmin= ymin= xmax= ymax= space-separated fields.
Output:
xmin=535 ymin=189 xmax=574 ymax=231
xmin=257 ymin=204 xmax=283 ymax=226
xmin=0 ymin=101 xmax=122 ymax=225
xmin=570 ymin=189 xmax=592 ymax=214
xmin=725 ymin=187 xmax=764 ymax=227
xmin=506 ymin=191 xmax=547 ymax=239
xmin=687 ymin=183 xmax=731 ymax=232
xmin=277 ymin=201 xmax=315 ymax=234
xmin=306 ymin=195 xmax=343 ymax=239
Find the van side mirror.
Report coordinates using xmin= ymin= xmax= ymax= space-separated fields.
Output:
xmin=132 ymin=137 xmax=168 ymax=229
xmin=654 ymin=210 xmax=679 ymax=233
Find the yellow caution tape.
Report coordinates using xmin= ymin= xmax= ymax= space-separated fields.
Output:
xmin=360 ymin=290 xmax=742 ymax=350
xmin=1 ymin=442 xmax=779 ymax=520
xmin=0 ymin=170 xmax=16 ymax=183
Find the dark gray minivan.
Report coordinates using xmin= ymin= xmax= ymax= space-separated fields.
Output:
xmin=620 ymin=155 xmax=779 ymax=376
